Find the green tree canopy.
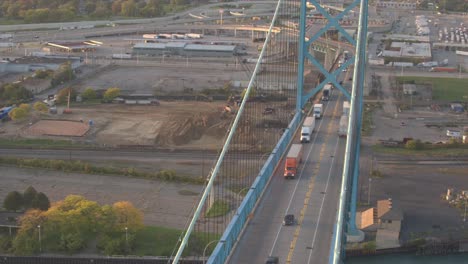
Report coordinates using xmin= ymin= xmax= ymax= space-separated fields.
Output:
xmin=8 ymin=108 xmax=28 ymax=121
xmin=51 ymin=62 xmax=75 ymax=87
xmin=81 ymin=87 xmax=97 ymax=101
xmin=56 ymin=88 xmax=77 ymax=104
xmin=33 ymin=102 xmax=48 ymax=113
xmin=31 ymin=192 xmax=50 ymax=211
xmin=12 ymin=195 xmax=144 ymax=255
xmin=19 ymin=103 xmax=31 ymax=113
xmin=103 ymin=87 xmax=121 ymax=101
xmin=0 ymin=83 xmax=33 ymax=105
xmin=3 ymin=191 xmax=23 ymax=211
xmin=23 ymin=186 xmax=38 ymax=209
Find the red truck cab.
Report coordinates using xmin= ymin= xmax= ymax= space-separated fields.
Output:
xmin=284 ymin=144 xmax=303 ymax=179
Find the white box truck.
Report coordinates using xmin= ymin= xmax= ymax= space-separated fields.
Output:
xmin=343 ymin=101 xmax=350 ymax=116
xmin=313 ymin=104 xmax=323 ymax=119
xmin=338 ymin=115 xmax=348 ymax=137
xmin=300 ymin=117 xmax=316 ymax=143
xmin=322 ymin=84 xmax=332 ymax=101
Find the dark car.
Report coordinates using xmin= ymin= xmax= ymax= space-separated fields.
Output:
xmin=283 ymin=214 xmax=295 ymax=226
xmin=263 ymin=107 xmax=275 ymax=115
xmin=266 ymin=256 xmax=279 ymax=264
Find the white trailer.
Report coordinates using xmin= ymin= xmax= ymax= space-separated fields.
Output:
xmin=313 ymin=104 xmax=323 ymax=119
xmin=343 ymin=101 xmax=350 ymax=116
xmin=112 ymin=54 xmax=132 ymax=59
xmin=338 ymin=115 xmax=348 ymax=138
xmin=300 ymin=117 xmax=316 ymax=143
xmin=185 ymin=33 xmax=203 ymax=39
xmin=143 ymin=34 xmax=158 ymax=39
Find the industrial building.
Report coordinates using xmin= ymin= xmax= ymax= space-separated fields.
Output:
xmin=375 ymin=0 xmax=416 ymax=9
xmin=132 ymin=42 xmax=239 ymax=57
xmin=382 ymin=42 xmax=432 ymax=61
xmin=0 ymin=55 xmax=82 ymax=73
xmin=46 ymin=40 xmax=101 ymax=52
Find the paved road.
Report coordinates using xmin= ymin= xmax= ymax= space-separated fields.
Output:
xmin=0 ymin=1 xmax=278 ymax=32
xmin=228 ymin=95 xmax=345 ymax=264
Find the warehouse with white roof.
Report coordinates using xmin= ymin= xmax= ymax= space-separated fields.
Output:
xmin=132 ymin=42 xmax=239 ymax=57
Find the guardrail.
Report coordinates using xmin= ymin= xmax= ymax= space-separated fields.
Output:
xmin=207 ymin=112 xmax=302 ymax=264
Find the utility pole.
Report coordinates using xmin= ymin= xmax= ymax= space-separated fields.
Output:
xmin=368 ymin=178 xmax=372 ymax=205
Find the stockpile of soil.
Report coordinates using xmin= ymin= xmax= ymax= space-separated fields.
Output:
xmin=155 ymin=112 xmax=230 ymax=147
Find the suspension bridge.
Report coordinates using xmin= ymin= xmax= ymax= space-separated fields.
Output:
xmin=171 ymin=0 xmax=369 ymax=263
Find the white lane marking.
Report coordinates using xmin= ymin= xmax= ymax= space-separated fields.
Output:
xmin=307 ymin=136 xmax=340 ymax=264
xmin=269 ymin=101 xmax=333 ymax=256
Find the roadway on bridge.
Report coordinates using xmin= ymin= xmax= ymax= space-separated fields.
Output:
xmin=228 ymin=95 xmax=346 ymax=264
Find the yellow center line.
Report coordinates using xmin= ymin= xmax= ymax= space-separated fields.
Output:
xmin=286 ymin=94 xmax=342 ymax=263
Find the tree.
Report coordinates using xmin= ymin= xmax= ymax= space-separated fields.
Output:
xmin=51 ymin=62 xmax=75 ymax=86
xmin=8 ymin=108 xmax=28 ymax=121
xmin=34 ymin=69 xmax=51 ymax=79
xmin=33 ymin=102 xmax=48 ymax=113
xmin=23 ymin=186 xmax=38 ymax=209
xmin=31 ymin=192 xmax=50 ymax=211
xmin=405 ymin=139 xmax=424 ymax=150
xmin=241 ymin=87 xmax=256 ymax=99
xmin=3 ymin=191 xmax=23 ymax=211
xmin=12 ymin=209 xmax=43 ymax=255
xmin=0 ymin=83 xmax=33 ymax=104
xmin=112 ymin=201 xmax=144 ymax=231
xmin=103 ymin=87 xmax=121 ymax=101
xmin=81 ymin=87 xmax=97 ymax=101
xmin=56 ymin=87 xmax=76 ymax=104
xmin=121 ymin=0 xmax=137 ymax=16
xmin=19 ymin=103 xmax=31 ymax=113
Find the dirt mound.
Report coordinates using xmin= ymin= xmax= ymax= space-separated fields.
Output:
xmin=155 ymin=112 xmax=230 ymax=147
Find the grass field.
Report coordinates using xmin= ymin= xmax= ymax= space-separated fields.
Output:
xmin=206 ymin=200 xmax=230 ymax=218
xmin=396 ymin=76 xmax=468 ymax=101
xmin=372 ymin=144 xmax=468 ymax=157
xmin=134 ymin=226 xmax=219 ymax=256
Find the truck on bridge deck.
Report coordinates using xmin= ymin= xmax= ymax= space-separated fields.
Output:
xmin=284 ymin=144 xmax=303 ymax=179
xmin=300 ymin=116 xmax=315 ymax=143
xmin=313 ymin=103 xmax=323 ymax=119
xmin=338 ymin=115 xmax=348 ymax=138
xmin=343 ymin=101 xmax=350 ymax=116
xmin=322 ymin=84 xmax=332 ymax=101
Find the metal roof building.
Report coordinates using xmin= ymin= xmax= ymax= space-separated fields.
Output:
xmin=132 ymin=42 xmax=238 ymax=57
xmin=184 ymin=44 xmax=237 ymax=57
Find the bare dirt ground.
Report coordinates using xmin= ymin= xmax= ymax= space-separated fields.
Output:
xmin=26 ymin=120 xmax=89 ymax=137
xmin=74 ymin=65 xmax=246 ymax=95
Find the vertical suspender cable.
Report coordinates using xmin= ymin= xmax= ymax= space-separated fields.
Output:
xmin=171 ymin=0 xmax=285 ymax=261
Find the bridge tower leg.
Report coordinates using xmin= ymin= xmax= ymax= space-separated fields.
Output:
xmin=295 ymin=0 xmax=369 ymax=263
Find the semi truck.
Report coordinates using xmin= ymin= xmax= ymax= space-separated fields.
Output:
xmin=343 ymin=101 xmax=350 ymax=116
xmin=284 ymin=144 xmax=303 ymax=179
xmin=338 ymin=115 xmax=348 ymax=138
xmin=429 ymin=67 xmax=457 ymax=72
xmin=322 ymin=84 xmax=332 ymax=101
xmin=300 ymin=116 xmax=316 ymax=143
xmin=313 ymin=103 xmax=323 ymax=119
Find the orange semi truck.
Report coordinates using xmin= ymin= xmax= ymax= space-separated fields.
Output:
xmin=284 ymin=144 xmax=303 ymax=179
